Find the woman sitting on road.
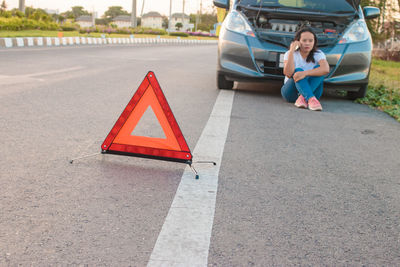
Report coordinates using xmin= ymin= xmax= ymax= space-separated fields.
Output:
xmin=281 ymin=27 xmax=330 ymax=111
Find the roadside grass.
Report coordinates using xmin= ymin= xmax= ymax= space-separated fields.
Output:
xmin=356 ymin=59 xmax=400 ymax=122
xmin=0 ymin=30 xmax=217 ymax=40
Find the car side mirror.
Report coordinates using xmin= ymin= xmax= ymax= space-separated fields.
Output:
xmin=213 ymin=0 xmax=230 ymax=10
xmin=363 ymin=6 xmax=380 ymax=19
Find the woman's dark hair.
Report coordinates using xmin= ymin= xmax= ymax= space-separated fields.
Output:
xmin=294 ymin=27 xmax=318 ymax=63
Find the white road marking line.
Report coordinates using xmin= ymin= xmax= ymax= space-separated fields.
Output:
xmin=0 ymin=67 xmax=85 ymax=86
xmin=25 ymin=66 xmax=84 ymax=77
xmin=147 ymin=90 xmax=235 ymax=267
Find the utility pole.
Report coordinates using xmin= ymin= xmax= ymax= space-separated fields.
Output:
xmin=92 ymin=7 xmax=95 ymax=27
xmin=182 ymin=0 xmax=185 ymax=30
xmin=140 ymin=0 xmax=145 ymax=17
xmin=169 ymin=0 xmax=172 ymax=31
xmin=131 ymin=0 xmax=137 ymax=28
xmin=18 ymin=0 xmax=25 ymax=13
xmin=195 ymin=10 xmax=199 ymax=31
xmin=199 ymin=0 xmax=202 ymax=24
xmin=195 ymin=0 xmax=202 ymax=31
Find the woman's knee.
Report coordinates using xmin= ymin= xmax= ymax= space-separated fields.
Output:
xmin=281 ymin=84 xmax=298 ymax=103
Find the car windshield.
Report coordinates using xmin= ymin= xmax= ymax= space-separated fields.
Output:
xmin=237 ymin=0 xmax=357 ymax=13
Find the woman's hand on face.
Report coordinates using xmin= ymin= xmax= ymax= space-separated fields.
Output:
xmin=290 ymin=41 xmax=301 ymax=52
xmin=293 ymin=71 xmax=306 ymax=82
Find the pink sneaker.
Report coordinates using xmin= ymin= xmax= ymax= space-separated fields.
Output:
xmin=308 ymin=97 xmax=323 ymax=111
xmin=294 ymin=95 xmax=308 ymax=109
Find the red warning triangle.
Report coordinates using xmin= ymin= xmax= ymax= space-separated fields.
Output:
xmin=101 ymin=71 xmax=192 ymax=163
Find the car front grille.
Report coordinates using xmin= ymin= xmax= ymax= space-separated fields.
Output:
xmin=255 ymin=51 xmax=284 ymax=76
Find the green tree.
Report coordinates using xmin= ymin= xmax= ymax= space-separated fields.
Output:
xmin=52 ymin=14 xmax=65 ymax=24
xmin=162 ymin=16 xmax=168 ymax=29
xmin=103 ymin=6 xmax=129 ymax=23
xmin=30 ymin=9 xmax=51 ymax=21
xmin=61 ymin=6 xmax=89 ymax=20
xmin=61 ymin=10 xmax=75 ymax=19
xmin=175 ymin=22 xmax=183 ymax=30
xmin=0 ymin=0 xmax=7 ymax=12
xmin=9 ymin=7 xmax=24 ymax=17
xmin=360 ymin=0 xmax=385 ymax=41
xmin=190 ymin=12 xmax=217 ymax=31
xmin=0 ymin=10 xmax=11 ymax=17
xmin=14 ymin=9 xmax=24 ymax=17
xmin=72 ymin=6 xmax=90 ymax=19
xmin=25 ymin=6 xmax=35 ymax=17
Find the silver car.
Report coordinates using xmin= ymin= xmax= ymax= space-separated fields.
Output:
xmin=213 ymin=0 xmax=380 ymax=99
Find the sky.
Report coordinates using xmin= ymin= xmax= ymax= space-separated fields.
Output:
xmin=5 ymin=0 xmax=215 ymax=17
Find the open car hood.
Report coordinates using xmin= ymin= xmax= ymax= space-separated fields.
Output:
xmin=348 ymin=0 xmax=361 ymax=10
xmin=239 ymin=6 xmax=357 ymax=26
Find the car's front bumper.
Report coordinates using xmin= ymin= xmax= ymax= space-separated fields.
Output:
xmin=217 ymin=27 xmax=373 ymax=88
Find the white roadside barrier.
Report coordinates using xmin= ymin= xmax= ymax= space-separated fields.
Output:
xmin=37 ymin=37 xmax=43 ymax=46
xmin=27 ymin=37 xmax=34 ymax=46
xmin=16 ymin=37 xmax=24 ymax=47
xmin=0 ymin=36 xmax=218 ymax=49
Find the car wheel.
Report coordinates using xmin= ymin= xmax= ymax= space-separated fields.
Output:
xmin=217 ymin=74 xmax=234 ymax=90
xmin=348 ymin=84 xmax=368 ymax=100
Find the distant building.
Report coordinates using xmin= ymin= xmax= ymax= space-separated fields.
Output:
xmin=44 ymin=8 xmax=59 ymax=15
xmin=141 ymin=11 xmax=163 ymax=29
xmin=171 ymin=13 xmax=190 ymax=31
xmin=75 ymin=16 xmax=93 ymax=28
xmin=112 ymin=15 xmax=131 ymax=28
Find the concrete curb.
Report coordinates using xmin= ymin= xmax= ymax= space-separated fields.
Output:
xmin=0 ymin=36 xmax=218 ymax=49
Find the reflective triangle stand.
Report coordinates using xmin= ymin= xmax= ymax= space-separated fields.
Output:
xmin=189 ymin=161 xmax=217 ymax=179
xmin=69 ymin=152 xmax=216 ymax=180
xmin=69 ymin=152 xmax=101 ymax=164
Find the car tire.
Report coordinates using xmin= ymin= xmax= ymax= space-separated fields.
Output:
xmin=348 ymin=84 xmax=368 ymax=100
xmin=217 ymin=74 xmax=234 ymax=90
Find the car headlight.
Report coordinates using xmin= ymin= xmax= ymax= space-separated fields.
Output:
xmin=224 ymin=10 xmax=255 ymax=37
xmin=339 ymin=20 xmax=370 ymax=44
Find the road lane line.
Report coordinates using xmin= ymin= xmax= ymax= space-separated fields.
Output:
xmin=26 ymin=66 xmax=84 ymax=77
xmin=0 ymin=67 xmax=85 ymax=87
xmin=147 ymin=90 xmax=235 ymax=267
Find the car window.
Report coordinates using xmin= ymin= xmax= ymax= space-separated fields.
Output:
xmin=238 ymin=0 xmax=356 ymax=13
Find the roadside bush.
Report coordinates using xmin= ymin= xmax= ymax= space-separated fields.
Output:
xmin=169 ymin=32 xmax=189 ymax=37
xmin=116 ymin=27 xmax=132 ymax=34
xmin=103 ymin=27 xmax=117 ymax=34
xmin=143 ymin=28 xmax=167 ymax=35
xmin=373 ymin=48 xmax=400 ymax=62
xmin=78 ymin=25 xmax=124 ymax=35
xmin=355 ymin=59 xmax=400 ymax=122
xmin=0 ymin=10 xmax=12 ymax=18
xmin=0 ymin=17 xmax=59 ymax=31
xmin=356 ymin=85 xmax=400 ymax=122
xmin=132 ymin=27 xmax=167 ymax=35
xmin=187 ymin=31 xmax=216 ymax=37
xmin=12 ymin=10 xmax=25 ymax=18
xmin=61 ymin=24 xmax=77 ymax=31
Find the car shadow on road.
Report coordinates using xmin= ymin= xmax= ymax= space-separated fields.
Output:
xmin=234 ymin=81 xmax=349 ymax=100
xmin=232 ymin=80 xmax=381 ymax=116
xmin=234 ymin=80 xmax=283 ymax=97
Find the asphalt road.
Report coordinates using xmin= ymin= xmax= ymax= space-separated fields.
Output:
xmin=1 ymin=44 xmax=399 ymax=266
